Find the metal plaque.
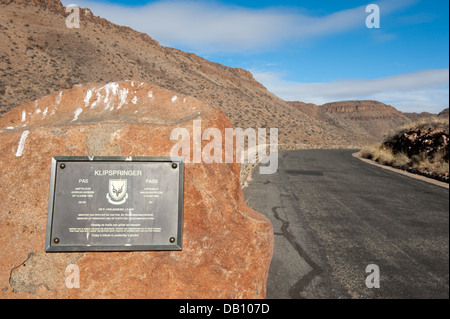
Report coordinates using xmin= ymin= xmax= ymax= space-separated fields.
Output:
xmin=45 ymin=157 xmax=184 ymax=252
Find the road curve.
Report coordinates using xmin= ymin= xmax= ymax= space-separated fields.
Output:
xmin=243 ymin=149 xmax=449 ymax=299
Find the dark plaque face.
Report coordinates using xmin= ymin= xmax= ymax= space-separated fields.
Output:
xmin=45 ymin=157 xmax=184 ymax=252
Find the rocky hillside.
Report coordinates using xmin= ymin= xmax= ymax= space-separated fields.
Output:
xmin=439 ymin=108 xmax=449 ymax=119
xmin=403 ymin=111 xmax=436 ymax=121
xmin=0 ymin=0 xmax=355 ymax=148
xmin=289 ymin=100 xmax=411 ymax=141
xmin=0 ymin=0 xmax=435 ymax=148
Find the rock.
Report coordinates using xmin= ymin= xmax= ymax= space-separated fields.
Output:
xmin=385 ymin=126 xmax=449 ymax=161
xmin=320 ymin=100 xmax=404 ymax=117
xmin=0 ymin=81 xmax=273 ymax=298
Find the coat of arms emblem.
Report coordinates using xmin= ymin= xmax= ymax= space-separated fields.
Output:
xmin=107 ymin=179 xmax=128 ymax=205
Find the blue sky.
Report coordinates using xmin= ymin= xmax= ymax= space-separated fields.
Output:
xmin=62 ymin=0 xmax=449 ymax=113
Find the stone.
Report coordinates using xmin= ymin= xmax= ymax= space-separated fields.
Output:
xmin=384 ymin=126 xmax=449 ymax=160
xmin=0 ymin=81 xmax=273 ymax=298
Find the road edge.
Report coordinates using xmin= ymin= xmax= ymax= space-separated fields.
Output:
xmin=352 ymin=152 xmax=449 ymax=189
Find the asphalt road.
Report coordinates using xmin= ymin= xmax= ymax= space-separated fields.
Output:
xmin=243 ymin=149 xmax=449 ymax=299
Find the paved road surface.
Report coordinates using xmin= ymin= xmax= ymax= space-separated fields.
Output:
xmin=243 ymin=150 xmax=449 ymax=299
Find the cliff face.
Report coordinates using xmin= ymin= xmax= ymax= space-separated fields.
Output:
xmin=321 ymin=100 xmax=403 ymax=116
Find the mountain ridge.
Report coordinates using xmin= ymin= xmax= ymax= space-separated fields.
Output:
xmin=1 ymin=0 xmax=440 ymax=148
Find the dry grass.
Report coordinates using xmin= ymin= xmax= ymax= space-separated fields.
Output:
xmin=360 ymin=144 xmax=410 ymax=167
xmin=361 ymin=143 xmax=449 ymax=178
xmin=411 ymin=150 xmax=449 ymax=176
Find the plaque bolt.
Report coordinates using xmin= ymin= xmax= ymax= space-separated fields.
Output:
xmin=53 ymin=238 xmax=60 ymax=244
xmin=172 ymin=163 xmax=178 ymax=169
xmin=169 ymin=237 xmax=176 ymax=243
xmin=60 ymin=163 xmax=66 ymax=169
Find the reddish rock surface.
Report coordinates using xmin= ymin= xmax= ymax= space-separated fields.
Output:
xmin=0 ymin=81 xmax=273 ymax=298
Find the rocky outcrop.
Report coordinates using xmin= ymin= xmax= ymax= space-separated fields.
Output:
xmin=321 ymin=100 xmax=405 ymax=118
xmin=384 ymin=124 xmax=449 ymax=161
xmin=0 ymin=81 xmax=273 ymax=298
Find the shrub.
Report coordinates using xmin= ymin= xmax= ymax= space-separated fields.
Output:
xmin=362 ymin=118 xmax=449 ymax=181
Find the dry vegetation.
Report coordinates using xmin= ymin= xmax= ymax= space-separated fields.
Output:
xmin=361 ymin=117 xmax=449 ymax=182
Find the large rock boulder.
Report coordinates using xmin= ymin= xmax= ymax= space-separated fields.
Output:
xmin=0 ymin=81 xmax=273 ymax=298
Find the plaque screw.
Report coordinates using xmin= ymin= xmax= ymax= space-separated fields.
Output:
xmin=169 ymin=237 xmax=176 ymax=243
xmin=60 ymin=163 xmax=66 ymax=169
xmin=53 ymin=238 xmax=60 ymax=244
xmin=172 ymin=163 xmax=178 ymax=169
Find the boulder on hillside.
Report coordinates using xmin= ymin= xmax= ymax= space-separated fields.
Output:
xmin=0 ymin=81 xmax=273 ymax=298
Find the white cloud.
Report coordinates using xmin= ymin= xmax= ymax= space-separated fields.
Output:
xmin=253 ymin=69 xmax=449 ymax=113
xmin=62 ymin=0 xmax=415 ymax=53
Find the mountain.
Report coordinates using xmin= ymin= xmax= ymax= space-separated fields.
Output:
xmin=438 ymin=108 xmax=449 ymax=119
xmin=0 ymin=0 xmax=424 ymax=148
xmin=403 ymin=111 xmax=436 ymax=121
xmin=288 ymin=100 xmax=411 ymax=141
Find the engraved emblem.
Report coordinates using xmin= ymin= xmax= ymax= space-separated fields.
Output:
xmin=107 ymin=179 xmax=128 ymax=205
